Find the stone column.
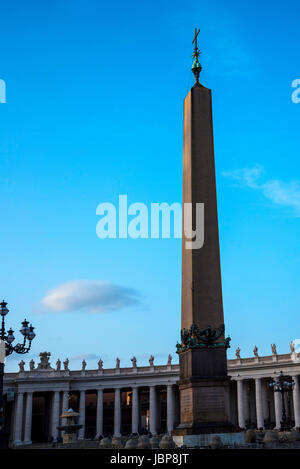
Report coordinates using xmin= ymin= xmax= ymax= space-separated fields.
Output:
xmin=157 ymin=389 xmax=162 ymax=433
xmin=61 ymin=390 xmax=69 ymax=432
xmin=62 ymin=390 xmax=69 ymax=412
xmin=13 ymin=392 xmax=24 ymax=445
xmin=96 ymin=389 xmax=103 ymax=438
xmin=175 ymin=387 xmax=180 ymax=425
xmin=78 ymin=390 xmax=86 ymax=440
xmin=243 ymin=381 xmax=250 ymax=424
xmin=51 ymin=391 xmax=60 ymax=441
xmin=261 ymin=380 xmax=269 ymax=422
xmin=167 ymin=384 xmax=175 ymax=433
xmin=114 ymin=388 xmax=121 ymax=437
xmin=274 ymin=390 xmax=282 ymax=429
xmin=292 ymin=375 xmax=300 ymax=428
xmin=23 ymin=392 xmax=33 ymax=445
xmin=237 ymin=379 xmax=245 ymax=429
xmin=255 ymin=378 xmax=264 ymax=429
xmin=149 ymin=386 xmax=157 ymax=435
xmin=132 ymin=387 xmax=139 ymax=434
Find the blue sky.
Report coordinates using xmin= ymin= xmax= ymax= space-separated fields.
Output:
xmin=0 ymin=0 xmax=299 ymax=371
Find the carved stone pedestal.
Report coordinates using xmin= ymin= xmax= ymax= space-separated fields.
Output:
xmin=172 ymin=348 xmax=235 ymax=436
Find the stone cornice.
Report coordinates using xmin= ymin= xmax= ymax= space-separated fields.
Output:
xmin=4 ymin=352 xmax=300 ymax=393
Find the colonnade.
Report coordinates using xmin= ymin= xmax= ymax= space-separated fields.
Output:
xmin=11 ymin=384 xmax=177 ymax=445
xmin=9 ymin=374 xmax=300 ymax=445
xmin=236 ymin=375 xmax=300 ymax=429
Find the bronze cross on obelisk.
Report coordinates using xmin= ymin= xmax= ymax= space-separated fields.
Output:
xmin=192 ymin=28 xmax=200 ymax=51
xmin=191 ymin=28 xmax=202 ymax=85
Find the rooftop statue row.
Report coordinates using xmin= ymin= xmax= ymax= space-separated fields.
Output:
xmin=235 ymin=341 xmax=297 ymax=359
xmin=18 ymin=352 xmax=173 ymax=372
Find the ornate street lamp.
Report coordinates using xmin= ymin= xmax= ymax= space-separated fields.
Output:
xmin=269 ymin=371 xmax=295 ymax=431
xmin=0 ymin=300 xmax=36 ymax=446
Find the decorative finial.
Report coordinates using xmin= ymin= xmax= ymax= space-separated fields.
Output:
xmin=192 ymin=28 xmax=202 ymax=86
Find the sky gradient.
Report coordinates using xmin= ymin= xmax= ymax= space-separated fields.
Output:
xmin=0 ymin=0 xmax=299 ymax=371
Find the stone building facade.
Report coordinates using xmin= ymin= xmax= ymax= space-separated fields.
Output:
xmin=3 ymin=349 xmax=300 ymax=445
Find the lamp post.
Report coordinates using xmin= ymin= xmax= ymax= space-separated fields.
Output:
xmin=0 ymin=300 xmax=36 ymax=446
xmin=269 ymin=371 xmax=295 ymax=431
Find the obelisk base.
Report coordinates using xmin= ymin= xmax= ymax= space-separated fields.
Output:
xmin=172 ymin=372 xmax=244 ymax=446
xmin=172 ymin=348 xmax=239 ymax=438
xmin=172 ymin=377 xmax=235 ymax=435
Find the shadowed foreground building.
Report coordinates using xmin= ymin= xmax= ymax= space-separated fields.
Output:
xmin=3 ymin=349 xmax=300 ymax=446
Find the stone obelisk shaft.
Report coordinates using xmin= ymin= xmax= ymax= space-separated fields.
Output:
xmin=182 ymin=85 xmax=224 ymax=332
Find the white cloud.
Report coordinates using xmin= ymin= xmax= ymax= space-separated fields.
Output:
xmin=222 ymin=164 xmax=264 ymax=189
xmin=222 ymin=165 xmax=300 ymax=216
xmin=41 ymin=280 xmax=141 ymax=313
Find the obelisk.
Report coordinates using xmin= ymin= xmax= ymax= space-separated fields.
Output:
xmin=173 ymin=29 xmax=235 ymax=440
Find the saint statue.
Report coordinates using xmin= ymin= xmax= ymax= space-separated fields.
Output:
xmin=98 ymin=358 xmax=103 ymax=370
xmin=63 ymin=358 xmax=69 ymax=371
xmin=271 ymin=344 xmax=277 ymax=355
xmin=149 ymin=355 xmax=154 ymax=366
xmin=131 ymin=356 xmax=137 ymax=367
xmin=290 ymin=341 xmax=295 ymax=353
xmin=19 ymin=360 xmax=25 ymax=372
